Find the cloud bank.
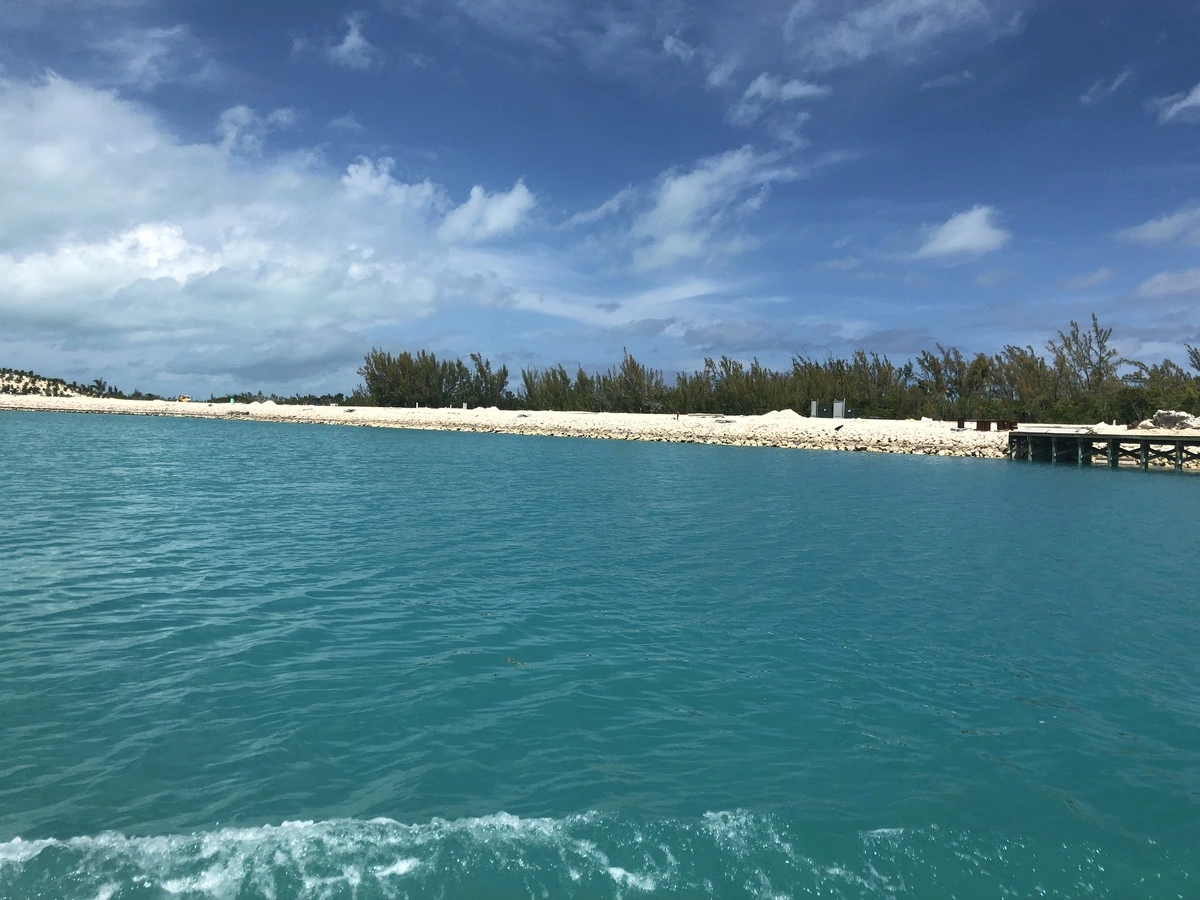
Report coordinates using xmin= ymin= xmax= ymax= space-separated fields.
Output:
xmin=0 ymin=75 xmax=541 ymax=388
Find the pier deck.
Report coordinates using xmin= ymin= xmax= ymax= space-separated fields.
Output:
xmin=1009 ymin=427 xmax=1200 ymax=471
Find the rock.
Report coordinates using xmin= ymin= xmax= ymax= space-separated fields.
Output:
xmin=1149 ymin=409 xmax=1200 ymax=430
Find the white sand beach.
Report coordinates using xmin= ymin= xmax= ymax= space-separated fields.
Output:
xmin=0 ymin=395 xmax=1012 ymax=458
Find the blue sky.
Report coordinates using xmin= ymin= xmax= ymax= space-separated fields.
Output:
xmin=1 ymin=0 xmax=1198 ymax=395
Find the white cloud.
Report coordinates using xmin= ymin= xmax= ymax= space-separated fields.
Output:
xmin=1150 ymin=81 xmax=1200 ymax=124
xmin=728 ymin=72 xmax=830 ymax=126
xmin=920 ymin=69 xmax=973 ymax=90
xmin=329 ymin=111 xmax=364 ymax=131
xmin=0 ymin=74 xmax=557 ymax=389
xmin=1080 ymin=69 xmax=1131 ymax=106
xmin=3 ymin=223 xmax=221 ymax=298
xmin=341 ymin=157 xmax=446 ymax=211
xmin=216 ymin=105 xmax=297 ymax=155
xmin=437 ymin=181 xmax=536 ymax=242
xmin=745 ymin=74 xmax=831 ymax=103
xmin=327 ymin=13 xmax=378 ymax=69
xmin=1135 ymin=268 xmax=1200 ymax=298
xmin=915 ymin=205 xmax=1010 ymax=259
xmin=564 ymin=186 xmax=635 ymax=228
xmin=395 ymin=0 xmax=689 ymax=80
xmin=1061 ymin=267 xmax=1114 ymax=290
xmin=1119 ymin=204 xmax=1200 ymax=246
xmin=705 ymin=57 xmax=738 ymax=89
xmin=783 ymin=0 xmax=1020 ymax=71
xmin=95 ymin=24 xmax=215 ymax=90
xmin=767 ymin=111 xmax=813 ymax=149
xmin=630 ymin=146 xmax=797 ymax=270
xmin=662 ymin=34 xmax=695 ymax=62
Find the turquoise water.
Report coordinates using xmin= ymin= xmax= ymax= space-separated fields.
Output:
xmin=1 ymin=411 xmax=1196 ymax=899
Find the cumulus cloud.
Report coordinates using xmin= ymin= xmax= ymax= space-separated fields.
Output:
xmin=1150 ymin=81 xmax=1200 ymax=124
xmin=340 ymin=156 xmax=446 ymax=210
xmin=327 ymin=13 xmax=379 ymax=69
xmin=0 ymin=74 xmax=552 ymax=390
xmin=1119 ymin=204 xmax=1200 ymax=246
xmin=1135 ymin=268 xmax=1200 ymax=298
xmin=915 ymin=205 xmax=1010 ymax=259
xmin=437 ymin=181 xmax=536 ymax=242
xmin=784 ymin=0 xmax=1022 ymax=71
xmin=728 ymin=73 xmax=831 ymax=126
xmin=630 ymin=146 xmax=797 ymax=270
xmin=1061 ymin=267 xmax=1114 ymax=290
xmin=216 ymin=105 xmax=297 ymax=155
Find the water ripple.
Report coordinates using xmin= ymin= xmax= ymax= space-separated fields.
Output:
xmin=2 ymin=412 xmax=1198 ymax=897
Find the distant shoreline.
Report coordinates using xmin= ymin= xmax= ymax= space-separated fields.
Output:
xmin=1 ymin=394 xmax=1014 ymax=458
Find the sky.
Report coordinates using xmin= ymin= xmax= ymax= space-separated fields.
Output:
xmin=1 ymin=0 xmax=1198 ymax=395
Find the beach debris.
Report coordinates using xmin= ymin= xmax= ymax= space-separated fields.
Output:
xmin=505 ymin=657 xmax=527 ymax=667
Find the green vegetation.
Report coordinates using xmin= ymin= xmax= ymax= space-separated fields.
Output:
xmin=354 ymin=316 xmax=1200 ymax=424
xmin=353 ymin=349 xmax=510 ymax=409
xmin=8 ymin=315 xmax=1199 ymax=425
xmin=0 ymin=368 xmax=161 ymax=400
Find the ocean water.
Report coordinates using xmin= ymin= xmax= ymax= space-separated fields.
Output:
xmin=0 ymin=411 xmax=1196 ymax=900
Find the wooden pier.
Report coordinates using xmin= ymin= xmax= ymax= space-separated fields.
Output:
xmin=1009 ymin=427 xmax=1200 ymax=472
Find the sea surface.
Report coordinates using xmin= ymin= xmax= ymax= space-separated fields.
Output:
xmin=1 ymin=410 xmax=1197 ymax=899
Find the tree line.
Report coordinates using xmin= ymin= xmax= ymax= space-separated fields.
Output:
xmin=351 ymin=316 xmax=1200 ymax=424
xmin=0 ymin=369 xmax=163 ymax=400
xmin=15 ymin=315 xmax=1194 ymax=424
xmin=353 ymin=349 xmax=510 ymax=409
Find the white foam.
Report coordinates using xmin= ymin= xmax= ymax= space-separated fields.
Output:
xmin=0 ymin=811 xmax=959 ymax=900
xmin=0 ymin=836 xmax=53 ymax=866
xmin=162 ymin=866 xmax=237 ymax=896
xmin=607 ymin=865 xmax=657 ymax=891
xmin=375 ymin=857 xmax=420 ymax=877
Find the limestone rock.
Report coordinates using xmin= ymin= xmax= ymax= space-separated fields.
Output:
xmin=1149 ymin=409 xmax=1200 ymax=430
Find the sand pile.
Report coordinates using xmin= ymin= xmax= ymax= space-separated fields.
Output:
xmin=757 ymin=409 xmax=803 ymax=421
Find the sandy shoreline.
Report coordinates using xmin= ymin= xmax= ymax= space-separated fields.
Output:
xmin=1 ymin=394 xmax=1014 ymax=458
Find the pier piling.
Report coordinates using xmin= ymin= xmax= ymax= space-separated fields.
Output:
xmin=1010 ymin=428 xmax=1200 ymax=473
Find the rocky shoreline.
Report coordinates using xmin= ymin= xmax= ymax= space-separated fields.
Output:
xmin=1 ymin=395 xmax=1014 ymax=459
